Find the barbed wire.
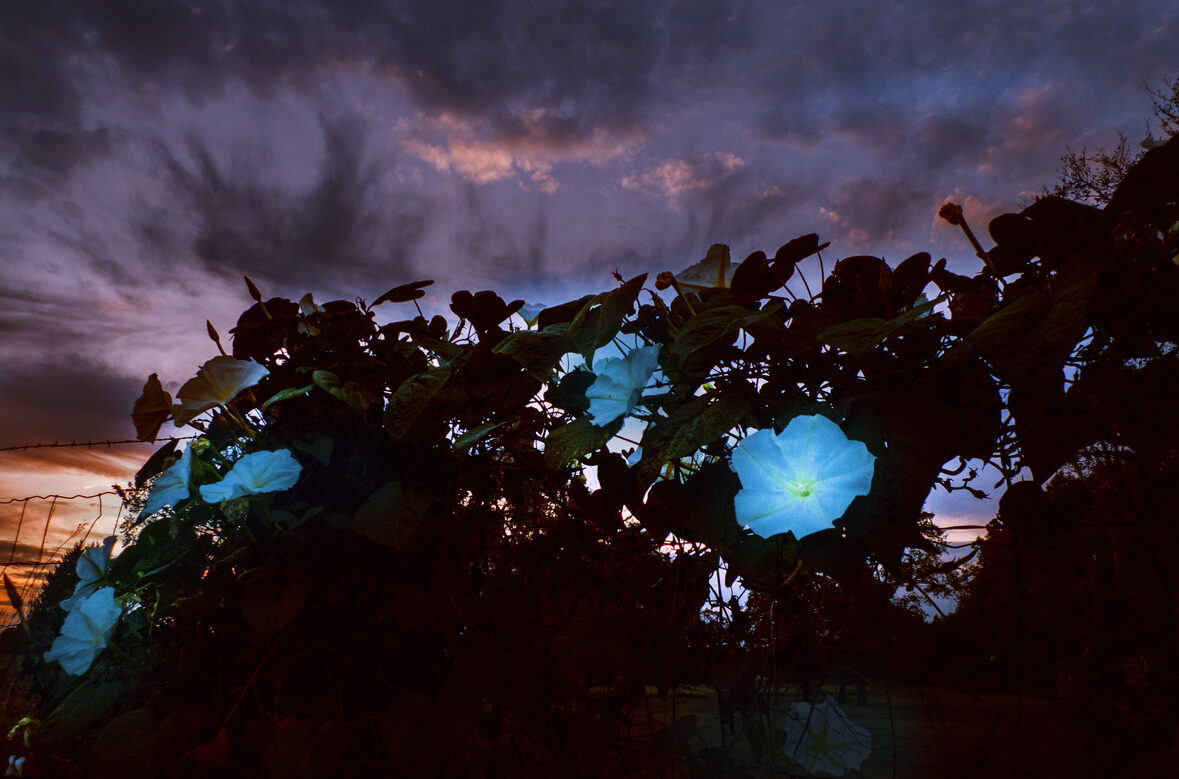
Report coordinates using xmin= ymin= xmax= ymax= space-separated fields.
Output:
xmin=1 ymin=490 xmax=124 ymax=506
xmin=0 ymin=436 xmax=197 ymax=453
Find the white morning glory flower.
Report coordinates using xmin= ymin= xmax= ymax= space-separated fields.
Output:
xmin=141 ymin=444 xmax=194 ymax=516
xmin=783 ymin=696 xmax=871 ymax=776
xmin=516 ymin=302 xmax=546 ymax=327
xmin=173 ymin=356 xmax=270 ymax=426
xmin=585 ymin=346 xmax=660 ymax=426
xmin=199 ymin=449 xmax=303 ymax=503
xmin=43 ymin=587 xmax=122 ymax=677
xmin=59 ymin=536 xmax=117 ymax=613
xmin=731 ymin=414 xmax=875 ymax=538
xmin=5 ymin=755 xmax=24 ymax=777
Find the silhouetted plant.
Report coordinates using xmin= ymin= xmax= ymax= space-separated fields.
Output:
xmin=4 ymin=133 xmax=1177 ymax=776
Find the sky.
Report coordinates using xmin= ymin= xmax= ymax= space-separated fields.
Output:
xmin=1 ymin=0 xmax=1177 ymax=615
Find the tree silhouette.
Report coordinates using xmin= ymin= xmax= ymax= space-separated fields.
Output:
xmin=1046 ymin=74 xmax=1178 ymax=205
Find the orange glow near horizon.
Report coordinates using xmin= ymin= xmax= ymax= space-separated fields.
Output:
xmin=0 ymin=447 xmax=141 ymax=626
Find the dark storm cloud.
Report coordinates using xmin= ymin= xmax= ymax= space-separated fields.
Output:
xmin=0 ymin=358 xmax=143 ymax=454
xmin=755 ymin=0 xmax=1179 ymax=149
xmin=0 ymin=0 xmax=747 ymax=180
xmin=145 ymin=116 xmax=433 ymax=288
xmin=825 ymin=178 xmax=934 ymax=248
xmin=676 ymin=175 xmax=795 ymax=257
xmin=0 ymin=2 xmax=103 ymax=181
xmin=620 ymin=152 xmax=799 ymax=260
xmin=450 ymin=184 xmax=549 ymax=285
xmin=0 ymin=540 xmax=62 ymax=566
xmin=0 ymin=288 xmax=98 ymax=345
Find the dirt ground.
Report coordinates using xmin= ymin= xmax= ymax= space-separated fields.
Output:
xmin=627 ymin=681 xmax=1179 ymax=778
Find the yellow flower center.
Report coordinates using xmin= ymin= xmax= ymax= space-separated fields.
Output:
xmin=786 ymin=476 xmax=817 ymax=498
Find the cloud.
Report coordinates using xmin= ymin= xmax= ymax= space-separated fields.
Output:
xmin=623 ymin=157 xmax=718 ymax=199
xmin=409 ymin=139 xmax=516 ymax=186
xmin=444 ymin=183 xmax=551 ymax=287
xmin=621 ymin=152 xmax=755 ymax=199
xmin=405 ymin=109 xmax=643 ymax=193
xmin=0 ymin=359 xmax=144 ymax=454
xmin=753 ymin=0 xmax=1179 ymax=188
xmin=146 ymin=115 xmax=434 ymax=289
xmin=0 ymin=0 xmax=709 ymax=183
xmin=822 ymin=178 xmax=935 ymax=250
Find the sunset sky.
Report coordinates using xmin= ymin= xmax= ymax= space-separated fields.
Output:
xmin=2 ymin=1 xmax=1177 ymax=613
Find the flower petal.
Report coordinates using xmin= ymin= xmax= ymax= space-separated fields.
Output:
xmin=174 ymin=357 xmax=269 ymax=425
xmin=44 ymin=587 xmax=120 ymax=676
xmin=199 ymin=450 xmax=302 ymax=504
xmin=584 ymin=347 xmax=659 ymax=427
xmin=199 ymin=473 xmax=244 ymax=503
xmin=734 ymin=489 xmax=799 ymax=535
xmin=816 ymin=435 xmax=875 ymax=476
xmin=230 ymin=449 xmax=303 ymax=494
xmin=517 ymin=302 xmax=546 ymax=326
xmin=730 ymin=429 xmax=790 ymax=492
xmin=624 ymin=346 xmax=660 ymax=387
xmin=783 ymin=697 xmax=871 ymax=776
xmin=142 ymin=445 xmax=193 ymax=515
xmin=731 ymin=414 xmax=876 ymax=539
xmin=586 ymin=374 xmax=633 ymax=425
xmin=75 ymin=536 xmax=116 ymax=585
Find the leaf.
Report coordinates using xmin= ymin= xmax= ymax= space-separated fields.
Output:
xmin=410 ymin=333 xmax=465 ymax=363
xmin=374 ymin=691 xmax=430 ymax=758
xmin=384 ymin=367 xmax=451 ymax=439
xmin=537 ymin=293 xmax=595 ymax=330
xmin=37 ymin=679 xmax=124 ymax=746
xmin=372 ymin=280 xmax=434 ymax=306
xmin=93 ymin=707 xmax=157 ymax=775
xmin=453 ymin=420 xmax=510 ymax=452
xmin=311 ymin=370 xmax=378 ymax=414
xmin=155 ymin=703 xmax=211 ymax=756
xmin=891 ymin=251 xmax=932 ymax=310
xmin=261 ymin=384 xmax=315 ymax=411
xmin=3 ymin=574 xmax=23 ymax=627
xmin=387 ymin=586 xmax=434 ymax=631
xmin=352 ymin=480 xmax=431 ymax=550
xmin=492 ymin=325 xmax=570 ymax=374
xmin=731 ymin=250 xmax=788 ymax=297
xmin=242 ymin=575 xmax=307 ymax=637
xmin=290 ymin=434 xmax=333 ymax=466
xmin=566 ymin=274 xmax=647 ymax=362
xmin=547 ymin=370 xmax=595 ymax=415
xmin=134 ymin=439 xmax=179 ymax=490
xmin=673 ymin=304 xmax=781 ymax=362
xmin=543 ymin=416 xmax=623 ymax=470
xmin=816 ymin=294 xmax=944 ymax=357
xmin=191 ymin=727 xmax=230 ymax=769
xmin=816 ymin=318 xmax=890 ymax=356
xmin=774 ymin=233 xmax=829 ymax=265
xmin=637 ymin=394 xmax=754 ymax=482
xmin=131 ymin=373 xmax=173 ymax=441
xmin=963 ymin=289 xmax=1052 ymax=389
xmin=965 ymin=247 xmax=1108 ymax=394
xmin=263 ymin=719 xmax=347 ymax=779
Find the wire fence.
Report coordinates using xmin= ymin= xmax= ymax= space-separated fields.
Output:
xmin=0 ymin=438 xmax=164 ymax=628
